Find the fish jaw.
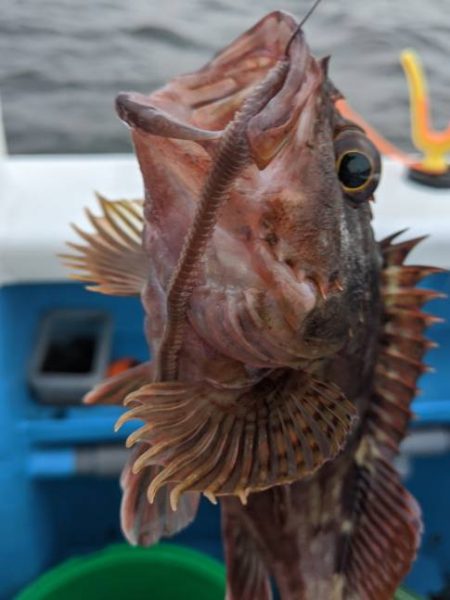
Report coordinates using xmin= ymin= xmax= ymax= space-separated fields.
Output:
xmin=116 ymin=11 xmax=304 ymax=134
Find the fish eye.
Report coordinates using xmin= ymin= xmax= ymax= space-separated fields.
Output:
xmin=334 ymin=131 xmax=381 ymax=204
xmin=337 ymin=151 xmax=372 ymax=190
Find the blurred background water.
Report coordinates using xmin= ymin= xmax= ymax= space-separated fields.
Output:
xmin=0 ymin=0 xmax=448 ymax=154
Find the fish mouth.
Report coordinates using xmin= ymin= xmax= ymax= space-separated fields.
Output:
xmin=116 ymin=11 xmax=323 ymax=166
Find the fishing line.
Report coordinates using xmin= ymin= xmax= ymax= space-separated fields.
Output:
xmin=285 ymin=0 xmax=324 ymax=55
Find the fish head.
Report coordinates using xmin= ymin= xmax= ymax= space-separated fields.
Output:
xmin=241 ymin=28 xmax=383 ymax=361
xmin=116 ymin=11 xmax=382 ymax=366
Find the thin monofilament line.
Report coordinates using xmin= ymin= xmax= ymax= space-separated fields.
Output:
xmin=156 ymin=60 xmax=290 ymax=382
xmin=285 ymin=0 xmax=324 ymax=56
xmin=299 ymin=0 xmax=323 ymax=28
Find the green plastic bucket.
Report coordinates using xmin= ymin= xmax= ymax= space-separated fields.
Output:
xmin=395 ymin=589 xmax=424 ymax=600
xmin=16 ymin=542 xmax=421 ymax=600
xmin=15 ymin=544 xmax=226 ymax=600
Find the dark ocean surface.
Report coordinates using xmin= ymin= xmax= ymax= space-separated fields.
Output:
xmin=1 ymin=0 xmax=449 ymax=154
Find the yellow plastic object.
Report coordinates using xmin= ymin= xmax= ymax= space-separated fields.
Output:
xmin=401 ymin=49 xmax=450 ymax=174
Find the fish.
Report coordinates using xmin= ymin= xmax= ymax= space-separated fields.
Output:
xmin=63 ymin=10 xmax=442 ymax=599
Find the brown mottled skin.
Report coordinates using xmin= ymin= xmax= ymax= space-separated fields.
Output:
xmin=68 ymin=10 xmax=426 ymax=599
xmin=120 ymin=12 xmax=384 ymax=597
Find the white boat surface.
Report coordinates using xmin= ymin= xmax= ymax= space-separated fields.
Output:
xmin=0 ymin=153 xmax=449 ymax=286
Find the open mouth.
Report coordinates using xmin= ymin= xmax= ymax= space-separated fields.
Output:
xmin=115 ymin=11 xmax=322 ymax=166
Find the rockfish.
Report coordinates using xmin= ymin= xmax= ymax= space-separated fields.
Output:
xmin=64 ymin=11 xmax=440 ymax=599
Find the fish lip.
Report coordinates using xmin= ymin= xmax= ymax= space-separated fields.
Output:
xmin=115 ymin=92 xmax=222 ymax=141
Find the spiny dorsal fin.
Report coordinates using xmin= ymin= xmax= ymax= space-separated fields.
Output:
xmin=379 ymin=233 xmax=428 ymax=265
xmin=61 ymin=194 xmax=147 ymax=296
xmin=115 ymin=370 xmax=357 ymax=509
xmin=369 ymin=232 xmax=445 ymax=455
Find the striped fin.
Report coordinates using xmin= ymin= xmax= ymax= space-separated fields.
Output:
xmin=336 ymin=437 xmax=422 ymax=599
xmin=61 ymin=194 xmax=147 ymax=296
xmin=121 ymin=444 xmax=200 ymax=546
xmin=116 ymin=371 xmax=357 ymax=509
xmin=334 ymin=232 xmax=442 ymax=597
xmin=369 ymin=231 xmax=445 ymax=454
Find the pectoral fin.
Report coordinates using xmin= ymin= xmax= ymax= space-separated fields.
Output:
xmin=61 ymin=195 xmax=147 ymax=296
xmin=116 ymin=370 xmax=356 ymax=508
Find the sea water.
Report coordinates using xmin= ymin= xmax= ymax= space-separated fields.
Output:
xmin=0 ymin=0 xmax=448 ymax=154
